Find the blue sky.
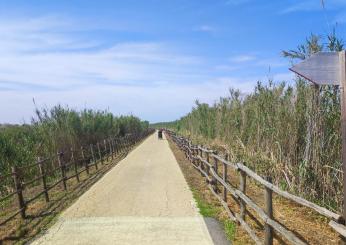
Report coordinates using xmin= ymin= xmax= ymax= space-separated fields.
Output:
xmin=0 ymin=0 xmax=345 ymax=123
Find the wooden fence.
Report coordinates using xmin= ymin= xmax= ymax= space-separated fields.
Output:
xmin=166 ymin=130 xmax=346 ymax=245
xmin=0 ymin=129 xmax=154 ymax=227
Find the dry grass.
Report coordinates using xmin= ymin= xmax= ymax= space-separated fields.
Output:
xmin=167 ymin=135 xmax=340 ymax=244
xmin=167 ymin=136 xmax=244 ymax=244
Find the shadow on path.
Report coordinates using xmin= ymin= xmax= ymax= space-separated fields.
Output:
xmin=203 ymin=217 xmax=230 ymax=245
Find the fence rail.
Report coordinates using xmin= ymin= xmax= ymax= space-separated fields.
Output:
xmin=0 ymin=129 xmax=154 ymax=227
xmin=165 ymin=130 xmax=346 ymax=245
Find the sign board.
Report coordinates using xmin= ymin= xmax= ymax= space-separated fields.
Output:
xmin=289 ymin=52 xmax=340 ymax=85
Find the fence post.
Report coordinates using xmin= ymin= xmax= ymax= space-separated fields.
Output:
xmin=213 ymin=153 xmax=218 ymax=192
xmin=264 ymin=176 xmax=273 ymax=245
xmin=11 ymin=166 xmax=26 ymax=218
xmin=81 ymin=146 xmax=89 ymax=175
xmin=223 ymin=153 xmax=228 ymax=202
xmin=71 ymin=148 xmax=80 ymax=182
xmin=184 ymin=140 xmax=187 ymax=158
xmin=115 ymin=138 xmax=119 ymax=154
xmin=199 ymin=146 xmax=203 ymax=171
xmin=90 ymin=144 xmax=98 ymax=170
xmin=57 ymin=152 xmax=67 ymax=191
xmin=118 ymin=138 xmax=121 ymax=154
xmin=109 ymin=139 xmax=113 ymax=160
xmin=184 ymin=140 xmax=188 ymax=158
xmin=104 ymin=139 xmax=108 ymax=161
xmin=124 ymin=137 xmax=127 ymax=151
xmin=111 ymin=138 xmax=114 ymax=156
xmin=38 ymin=157 xmax=49 ymax=202
xmin=185 ymin=140 xmax=188 ymax=157
xmin=117 ymin=138 xmax=121 ymax=153
xmin=97 ymin=142 xmax=103 ymax=164
xmin=206 ymin=150 xmax=210 ymax=181
xmin=239 ymin=169 xmax=247 ymax=221
xmin=197 ymin=146 xmax=200 ymax=169
xmin=191 ymin=146 xmax=195 ymax=164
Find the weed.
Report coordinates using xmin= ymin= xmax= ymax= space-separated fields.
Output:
xmin=223 ymin=220 xmax=236 ymax=241
xmin=192 ymin=189 xmax=218 ymax=218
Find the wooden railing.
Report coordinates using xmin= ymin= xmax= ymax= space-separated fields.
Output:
xmin=0 ymin=129 xmax=154 ymax=227
xmin=165 ymin=130 xmax=346 ymax=245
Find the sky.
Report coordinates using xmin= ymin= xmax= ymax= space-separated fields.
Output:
xmin=0 ymin=0 xmax=346 ymax=124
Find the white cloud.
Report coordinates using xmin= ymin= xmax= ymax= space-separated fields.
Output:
xmin=227 ymin=55 xmax=287 ymax=70
xmin=280 ymin=0 xmax=346 ymax=14
xmin=0 ymin=15 xmax=224 ymax=123
xmin=225 ymin=0 xmax=252 ymax=6
xmin=0 ymin=15 xmax=294 ymax=124
xmin=272 ymin=72 xmax=295 ymax=82
xmin=214 ymin=65 xmax=240 ymax=71
xmin=280 ymin=1 xmax=320 ymax=14
xmin=0 ymin=16 xmax=205 ymax=90
xmin=195 ymin=25 xmax=215 ymax=33
xmin=229 ymin=55 xmax=257 ymax=63
xmin=334 ymin=11 xmax=346 ymax=23
xmin=255 ymin=58 xmax=287 ymax=68
xmin=0 ymin=77 xmax=259 ymax=123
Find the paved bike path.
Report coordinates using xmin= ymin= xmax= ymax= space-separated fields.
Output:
xmin=31 ymin=133 xmax=229 ymax=245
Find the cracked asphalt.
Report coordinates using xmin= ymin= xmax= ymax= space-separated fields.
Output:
xmin=30 ymin=133 xmax=229 ymax=245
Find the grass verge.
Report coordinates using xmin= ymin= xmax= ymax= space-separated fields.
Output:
xmin=193 ymin=188 xmax=236 ymax=241
xmin=191 ymin=189 xmax=219 ymax=218
xmin=166 ymin=136 xmax=240 ymax=244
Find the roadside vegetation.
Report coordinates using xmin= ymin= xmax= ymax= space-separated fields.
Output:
xmin=153 ymin=30 xmax=344 ymax=213
xmin=167 ymin=138 xmax=237 ymax=243
xmin=193 ymin=189 xmax=236 ymax=242
xmin=0 ymin=104 xmax=149 ymax=178
xmin=167 ymin=133 xmax=338 ymax=244
xmin=0 ymin=105 xmax=150 ymax=243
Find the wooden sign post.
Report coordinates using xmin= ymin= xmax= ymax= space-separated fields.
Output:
xmin=340 ymin=51 xmax=346 ymax=229
xmin=290 ymin=51 xmax=346 ymax=227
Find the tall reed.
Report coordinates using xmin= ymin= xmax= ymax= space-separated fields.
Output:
xmin=155 ymin=31 xmax=344 ymax=211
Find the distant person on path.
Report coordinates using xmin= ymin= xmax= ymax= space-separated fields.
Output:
xmin=158 ymin=129 xmax=163 ymax=139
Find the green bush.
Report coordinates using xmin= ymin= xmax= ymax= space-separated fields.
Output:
xmin=0 ymin=105 xmax=148 ymax=178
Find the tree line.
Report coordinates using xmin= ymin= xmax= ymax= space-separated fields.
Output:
xmin=0 ymin=104 xmax=149 ymax=176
